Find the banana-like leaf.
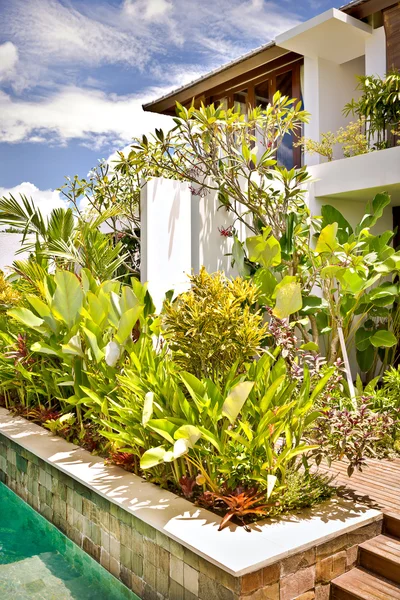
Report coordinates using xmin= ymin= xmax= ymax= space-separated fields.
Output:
xmin=140 ymin=446 xmax=167 ymax=469
xmin=222 ymin=381 xmax=254 ymax=423
xmin=115 ymin=305 xmax=143 ymax=344
xmin=8 ymin=307 xmax=44 ymax=329
xmin=142 ymin=392 xmax=154 ymax=427
xmin=52 ymin=271 xmax=84 ymax=329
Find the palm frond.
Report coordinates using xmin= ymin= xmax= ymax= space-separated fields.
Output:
xmin=11 ymin=259 xmax=50 ymax=296
xmin=47 ymin=208 xmax=75 ymax=242
xmin=0 ymin=194 xmax=46 ymax=240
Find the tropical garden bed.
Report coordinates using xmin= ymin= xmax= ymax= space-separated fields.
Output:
xmin=1 ymin=87 xmax=400 ymax=537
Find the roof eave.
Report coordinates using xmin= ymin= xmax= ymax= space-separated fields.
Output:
xmin=143 ymin=41 xmax=289 ymax=114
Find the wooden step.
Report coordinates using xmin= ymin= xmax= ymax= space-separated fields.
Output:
xmin=383 ymin=512 xmax=400 ymax=538
xmin=358 ymin=534 xmax=400 ymax=585
xmin=331 ymin=567 xmax=400 ymax=600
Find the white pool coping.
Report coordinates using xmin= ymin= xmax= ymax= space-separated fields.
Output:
xmin=0 ymin=408 xmax=382 ymax=577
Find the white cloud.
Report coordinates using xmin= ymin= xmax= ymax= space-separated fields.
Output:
xmin=0 ymin=0 xmax=301 ymax=149
xmin=0 ymin=86 xmax=173 ymax=147
xmin=123 ymin=0 xmax=173 ymax=21
xmin=5 ymin=0 xmax=146 ymax=70
xmin=1 ymin=0 xmax=300 ymax=91
xmin=0 ymin=182 xmax=67 ymax=218
xmin=0 ymin=42 xmax=18 ymax=83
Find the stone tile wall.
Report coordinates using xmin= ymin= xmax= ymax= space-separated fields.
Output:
xmin=0 ymin=434 xmax=383 ymax=600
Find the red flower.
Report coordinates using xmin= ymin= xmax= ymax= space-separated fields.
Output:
xmin=218 ymin=225 xmax=233 ymax=238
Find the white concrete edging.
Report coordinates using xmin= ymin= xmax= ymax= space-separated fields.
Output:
xmin=0 ymin=408 xmax=382 ymax=577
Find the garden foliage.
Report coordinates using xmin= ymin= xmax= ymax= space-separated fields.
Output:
xmin=1 ymin=85 xmax=400 ymax=529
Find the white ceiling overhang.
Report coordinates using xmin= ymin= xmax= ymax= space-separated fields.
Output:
xmin=276 ymin=8 xmax=372 ymax=64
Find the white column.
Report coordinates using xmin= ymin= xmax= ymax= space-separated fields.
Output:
xmin=141 ymin=178 xmax=192 ymax=311
xmin=365 ymin=26 xmax=386 ymax=77
xmin=303 ymin=56 xmax=321 ymax=166
xmin=303 ymin=55 xmax=365 ymax=164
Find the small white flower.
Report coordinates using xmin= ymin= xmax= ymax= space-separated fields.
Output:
xmin=105 ymin=341 xmax=121 ymax=367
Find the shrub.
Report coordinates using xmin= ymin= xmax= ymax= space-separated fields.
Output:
xmin=295 ymin=120 xmax=369 ymax=162
xmin=162 ymin=268 xmax=268 ymax=381
xmin=310 ymin=403 xmax=398 ymax=476
xmin=379 ymin=366 xmax=400 ymax=409
xmin=0 ymin=271 xmax=21 ymax=310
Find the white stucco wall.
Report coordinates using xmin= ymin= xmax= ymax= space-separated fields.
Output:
xmin=191 ymin=189 xmax=237 ymax=277
xmin=303 ymin=55 xmax=365 ymax=165
xmin=365 ymin=26 xmax=386 ymax=77
xmin=141 ymin=178 xmax=192 ymax=311
xmin=141 ymin=179 xmax=250 ymax=307
xmin=0 ymin=233 xmax=31 ymax=273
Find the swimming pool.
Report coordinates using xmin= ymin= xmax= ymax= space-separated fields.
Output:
xmin=0 ymin=482 xmax=139 ymax=599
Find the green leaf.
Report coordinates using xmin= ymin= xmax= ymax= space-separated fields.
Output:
xmin=62 ymin=334 xmax=84 ymax=358
xmin=367 ymin=283 xmax=399 ymax=307
xmin=273 ymin=281 xmax=302 ymax=319
xmin=253 ymin=268 xmax=277 ymax=305
xmin=174 ymin=425 xmax=201 ymax=446
xmin=52 ymin=271 xmax=84 ymax=329
xmin=300 ymin=342 xmax=319 ymax=352
xmin=30 ymin=342 xmax=62 ymax=357
xmin=320 ymin=265 xmax=344 ymax=280
xmin=356 ymin=346 xmax=375 ymax=372
xmin=231 ymin=236 xmax=251 ymax=277
xmin=80 ymin=387 xmax=103 ymax=406
xmin=180 ymin=372 xmax=206 ymax=399
xmin=147 ymin=419 xmax=177 ymax=444
xmin=8 ymin=308 xmax=44 ymax=329
xmin=357 ymin=192 xmax=391 ymax=233
xmin=222 ymin=381 xmax=254 ymax=423
xmin=370 ymin=330 xmax=397 ymax=348
xmin=140 ymin=446 xmax=166 ymax=469
xmin=81 ymin=326 xmax=104 ymax=363
xmin=315 ymin=223 xmax=338 ymax=253
xmin=321 ymin=205 xmax=353 ymax=244
xmin=300 ymin=295 xmax=328 ymax=315
xmin=355 ymin=327 xmax=373 ymax=351
xmin=120 ymin=286 xmax=139 ymax=313
xmin=115 ymin=306 xmax=143 ymax=345
xmin=336 ymin=269 xmax=365 ymax=294
xmin=246 ymin=230 xmax=281 ymax=267
xmin=142 ymin=392 xmax=154 ymax=427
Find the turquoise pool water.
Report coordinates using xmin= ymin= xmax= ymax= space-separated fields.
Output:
xmin=0 ymin=482 xmax=139 ymax=600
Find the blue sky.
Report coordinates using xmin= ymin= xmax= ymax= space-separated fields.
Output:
xmin=0 ymin=0 xmax=342 ymax=212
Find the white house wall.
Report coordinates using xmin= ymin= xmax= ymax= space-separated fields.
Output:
xmin=140 ymin=178 xmax=192 ymax=311
xmin=141 ymin=177 xmax=251 ymax=307
xmin=191 ymin=188 xmax=238 ymax=278
xmin=365 ymin=26 xmax=386 ymax=78
xmin=303 ymin=55 xmax=365 ymax=165
xmin=0 ymin=233 xmax=31 ymax=273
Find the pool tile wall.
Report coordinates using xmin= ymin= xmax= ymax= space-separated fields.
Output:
xmin=0 ymin=433 xmax=383 ymax=600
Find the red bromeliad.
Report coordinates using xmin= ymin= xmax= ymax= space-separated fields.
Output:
xmin=207 ymin=487 xmax=279 ymax=531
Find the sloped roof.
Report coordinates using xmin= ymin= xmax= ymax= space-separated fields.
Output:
xmin=142 ymin=0 xmax=376 ymax=113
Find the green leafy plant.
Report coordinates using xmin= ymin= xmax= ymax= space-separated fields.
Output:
xmin=295 ymin=120 xmax=369 ymax=162
xmin=344 ymin=71 xmax=400 ymax=150
xmin=311 ymin=402 xmax=398 ymax=476
xmin=116 ymin=94 xmax=310 ymax=239
xmin=0 ymin=271 xmax=22 ymax=310
xmin=162 ymin=268 xmax=268 ymax=382
xmin=0 ymin=195 xmax=129 ymax=281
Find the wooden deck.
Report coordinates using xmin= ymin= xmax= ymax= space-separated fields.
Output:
xmin=324 ymin=456 xmax=400 ymax=514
